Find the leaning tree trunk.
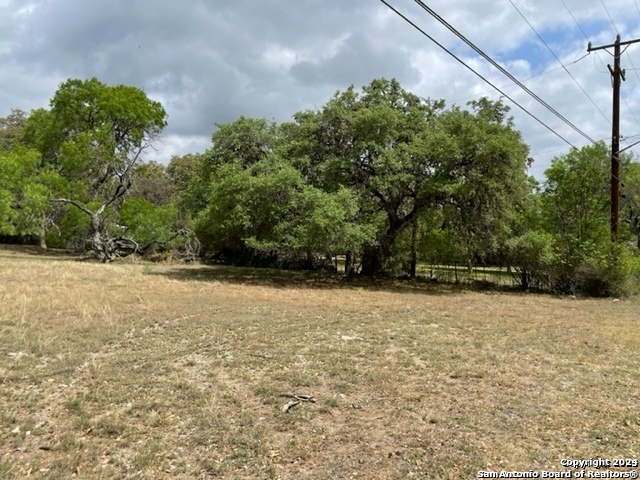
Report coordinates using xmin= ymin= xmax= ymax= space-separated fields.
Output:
xmin=89 ymin=214 xmax=116 ymax=263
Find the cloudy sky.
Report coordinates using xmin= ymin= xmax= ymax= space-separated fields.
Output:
xmin=1 ymin=0 xmax=640 ymax=179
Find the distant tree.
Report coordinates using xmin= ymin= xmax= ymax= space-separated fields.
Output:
xmin=130 ymin=161 xmax=175 ymax=206
xmin=0 ymin=109 xmax=28 ymax=151
xmin=119 ymin=198 xmax=178 ymax=249
xmin=0 ymin=106 xmax=70 ymax=249
xmin=167 ymin=153 xmax=206 ymax=218
xmin=0 ymin=145 xmax=65 ymax=247
xmin=284 ymin=79 xmax=447 ymax=274
xmin=204 ymin=116 xmax=278 ymax=173
xmin=25 ymin=78 xmax=167 ymax=261
xmin=541 ymin=142 xmax=610 ymax=264
xmin=539 ymin=142 xmax=640 ymax=295
xmin=505 ymin=230 xmax=556 ymax=289
xmin=195 ymin=117 xmax=284 ymax=261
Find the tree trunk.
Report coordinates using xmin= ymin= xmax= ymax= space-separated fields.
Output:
xmin=345 ymin=251 xmax=356 ymax=275
xmin=360 ymin=208 xmax=418 ymax=276
xmin=89 ymin=214 xmax=116 ymax=262
xmin=360 ymin=246 xmax=381 ymax=276
xmin=360 ymin=240 xmax=392 ymax=276
xmin=38 ymin=218 xmax=47 ymax=249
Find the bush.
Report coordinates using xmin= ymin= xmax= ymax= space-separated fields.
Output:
xmin=507 ymin=231 xmax=640 ymax=297
xmin=599 ymin=246 xmax=640 ymax=297
xmin=549 ymin=244 xmax=640 ymax=297
xmin=506 ymin=230 xmax=556 ymax=290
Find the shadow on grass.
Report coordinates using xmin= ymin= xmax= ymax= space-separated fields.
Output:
xmin=0 ymin=244 xmax=87 ymax=261
xmin=145 ymin=263 xmax=524 ymax=297
xmin=0 ymin=243 xmax=529 ymax=297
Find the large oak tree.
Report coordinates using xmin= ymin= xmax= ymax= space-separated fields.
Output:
xmin=287 ymin=79 xmax=530 ymax=275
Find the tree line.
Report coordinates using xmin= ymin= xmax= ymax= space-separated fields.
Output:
xmin=1 ymin=77 xmax=639 ymax=296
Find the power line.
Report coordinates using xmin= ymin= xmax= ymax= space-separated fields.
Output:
xmin=449 ymin=57 xmax=590 ymax=105
xmin=413 ymin=0 xmax=597 ymax=145
xmin=508 ymin=0 xmax=610 ymax=127
xmin=561 ymin=0 xmax=590 ymax=39
xmin=513 ymin=0 xmax=635 ymax=139
xmin=626 ymin=53 xmax=640 ymax=80
xmin=600 ymin=0 xmax=640 ymax=84
xmin=588 ymin=36 xmax=640 ymax=240
xmin=516 ymin=1 xmax=640 ymax=157
xmin=562 ymin=0 xmax=640 ymax=136
xmin=378 ymin=0 xmax=577 ymax=148
xmin=621 ymin=88 xmax=640 ymax=128
xmin=601 ymin=0 xmax=619 ymax=34
xmin=531 ymin=136 xmax=611 ymax=158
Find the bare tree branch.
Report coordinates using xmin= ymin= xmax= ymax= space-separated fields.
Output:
xmin=51 ymin=198 xmax=95 ymax=217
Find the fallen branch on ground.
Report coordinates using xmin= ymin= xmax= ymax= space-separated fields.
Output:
xmin=280 ymin=393 xmax=316 ymax=413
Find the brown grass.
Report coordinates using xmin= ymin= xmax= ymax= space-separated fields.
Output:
xmin=0 ymin=246 xmax=639 ymax=479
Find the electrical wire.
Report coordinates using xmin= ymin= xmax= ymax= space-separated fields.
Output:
xmin=601 ymin=0 xmax=640 ymax=86
xmin=601 ymin=0 xmax=619 ymax=34
xmin=413 ymin=0 xmax=597 ymax=145
xmin=449 ymin=57 xmax=590 ymax=105
xmin=562 ymin=0 xmax=640 ymax=156
xmin=378 ymin=0 xmax=577 ymax=148
xmin=626 ymin=53 xmax=640 ymax=81
xmin=597 ymin=5 xmax=640 ymax=141
xmin=530 ymin=137 xmax=610 ymax=158
xmin=514 ymin=1 xmax=640 ymax=161
xmin=508 ymin=0 xmax=610 ymax=126
xmin=561 ymin=0 xmax=590 ymax=39
xmin=599 ymin=0 xmax=640 ymax=122
xmin=621 ymin=87 xmax=640 ymax=129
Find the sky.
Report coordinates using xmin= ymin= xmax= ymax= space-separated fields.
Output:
xmin=1 ymin=0 xmax=640 ymax=180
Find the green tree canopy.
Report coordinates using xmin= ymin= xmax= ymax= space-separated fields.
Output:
xmin=284 ymin=79 xmax=530 ymax=274
xmin=193 ymin=79 xmax=530 ymax=275
xmin=537 ymin=142 xmax=640 ymax=295
xmin=541 ymin=142 xmax=611 ymax=261
xmin=0 ymin=108 xmax=28 ymax=152
xmin=25 ymin=77 xmax=167 ymax=261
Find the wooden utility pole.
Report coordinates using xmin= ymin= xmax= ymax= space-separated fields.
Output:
xmin=588 ymin=35 xmax=640 ymax=241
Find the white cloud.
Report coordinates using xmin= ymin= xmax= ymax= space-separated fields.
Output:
xmin=0 ymin=0 xmax=638 ymax=177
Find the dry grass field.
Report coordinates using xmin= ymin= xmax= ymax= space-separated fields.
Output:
xmin=0 ymin=245 xmax=639 ymax=479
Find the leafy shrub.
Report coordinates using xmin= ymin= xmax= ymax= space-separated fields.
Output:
xmin=506 ymin=230 xmax=555 ymax=290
